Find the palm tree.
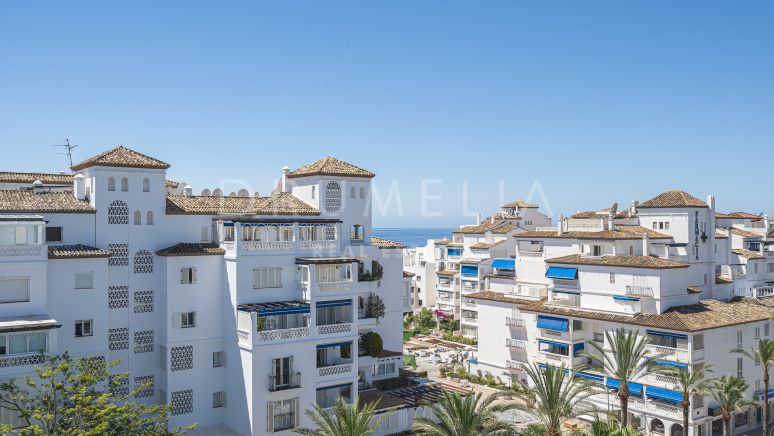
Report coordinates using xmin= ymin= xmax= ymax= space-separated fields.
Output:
xmin=654 ymin=364 xmax=712 ymax=436
xmin=571 ymin=413 xmax=644 ymax=436
xmin=412 ymin=390 xmax=518 ymax=435
xmin=584 ymin=328 xmax=656 ymax=429
xmin=294 ymin=398 xmax=387 ymax=436
xmin=513 ymin=363 xmax=592 ymax=436
xmin=732 ymin=338 xmax=774 ymax=436
xmin=707 ymin=375 xmax=755 ymax=436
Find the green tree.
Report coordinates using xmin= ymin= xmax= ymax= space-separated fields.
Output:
xmin=654 ymin=364 xmax=712 ymax=436
xmin=732 ymin=338 xmax=774 ymax=436
xmin=0 ymin=352 xmax=194 ymax=435
xmin=707 ymin=375 xmax=755 ymax=436
xmin=514 ymin=363 xmax=592 ymax=436
xmin=417 ymin=308 xmax=436 ymax=329
xmin=412 ymin=390 xmax=517 ymax=435
xmin=571 ymin=413 xmax=643 ymax=436
xmin=361 ymin=331 xmax=384 ymax=358
xmin=520 ymin=423 xmax=548 ymax=436
xmin=294 ymin=398 xmax=387 ymax=436
xmin=584 ymin=328 xmax=656 ymax=429
xmin=365 ymin=294 xmax=385 ymax=319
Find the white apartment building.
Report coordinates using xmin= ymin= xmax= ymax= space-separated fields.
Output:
xmin=0 ymin=146 xmax=438 ymax=435
xmin=403 ymin=201 xmax=551 ymax=338
xmin=469 ymin=191 xmax=774 ymax=436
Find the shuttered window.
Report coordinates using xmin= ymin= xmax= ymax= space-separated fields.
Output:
xmin=0 ymin=278 xmax=29 ymax=303
xmin=180 ymin=268 xmax=197 ymax=284
xmin=74 ymin=272 xmax=94 ymax=290
xmin=253 ymin=268 xmax=282 ymax=289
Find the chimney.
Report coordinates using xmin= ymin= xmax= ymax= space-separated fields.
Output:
xmin=73 ymin=174 xmax=86 ymax=200
xmin=183 ymin=186 xmax=193 ymax=196
xmin=281 ymin=166 xmax=291 ymax=193
xmin=476 ymin=213 xmax=481 ymax=225
xmin=490 ymin=216 xmax=495 ymax=224
xmin=32 ymin=180 xmax=44 ymax=195
xmin=707 ymin=195 xmax=715 ymax=213
xmin=642 ymin=232 xmax=650 ymax=256
xmin=630 ymin=200 xmax=638 ymax=217
xmin=557 ymin=214 xmax=563 ymax=235
xmin=765 ymin=214 xmax=771 ymax=231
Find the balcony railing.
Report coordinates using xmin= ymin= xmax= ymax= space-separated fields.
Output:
xmin=552 ymin=279 xmax=579 ymax=288
xmin=755 ymin=286 xmax=774 ymax=298
xmin=506 ymin=338 xmax=526 ymax=349
xmin=519 ymin=251 xmax=544 ymax=258
xmin=349 ymin=238 xmax=365 ymax=245
xmin=257 ymin=327 xmax=310 ymax=342
xmin=506 ymin=317 xmax=525 ymax=327
xmin=317 ymin=281 xmax=352 ymax=292
xmin=625 ymin=285 xmax=653 ymax=297
xmin=0 ymin=245 xmax=44 ymax=258
xmin=647 ymin=345 xmax=689 ymax=361
xmin=317 ymin=323 xmax=352 ymax=335
xmin=318 ymin=362 xmax=353 ymax=377
xmin=300 ymin=240 xmax=337 ymax=251
xmin=272 ymin=413 xmax=296 ymax=432
xmin=268 ymin=372 xmax=301 ymax=391
xmin=242 ymin=241 xmax=293 ymax=252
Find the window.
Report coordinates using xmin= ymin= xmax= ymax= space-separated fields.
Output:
xmin=664 ymin=222 xmax=670 ymax=230
xmin=253 ymin=267 xmax=282 ymax=288
xmin=121 ymin=177 xmax=128 ymax=192
xmin=142 ymin=178 xmax=150 ymax=192
xmin=75 ymin=320 xmax=93 ymax=337
xmin=74 ymin=272 xmax=94 ymax=290
xmin=359 ymin=187 xmax=365 ymax=199
xmin=146 ymin=211 xmax=154 ymax=225
xmin=572 ymin=320 xmax=583 ymax=331
xmin=769 ymin=264 xmax=774 ymax=273
xmin=0 ymin=332 xmax=47 ymax=355
xmin=317 ymin=264 xmax=351 ymax=283
xmin=659 ymin=222 xmax=664 ymax=230
xmin=212 ymin=351 xmax=224 ymax=368
xmin=268 ymin=398 xmax=298 ymax=432
xmin=212 ymin=391 xmax=226 ymax=408
xmin=45 ymin=226 xmax=63 ymax=243
xmin=609 ymin=273 xmax=615 ymax=284
xmin=311 ymin=186 xmax=315 ymax=199
xmin=180 ymin=267 xmax=197 ymax=284
xmin=754 ymin=263 xmax=759 ymax=274
xmin=175 ymin=312 xmax=196 ymax=329
xmin=350 ymin=186 xmax=355 ymax=198
xmin=591 ymin=245 xmax=602 ymax=256
xmin=325 ymin=181 xmax=341 ymax=213
xmin=373 ymin=362 xmax=396 ymax=376
xmin=108 ymin=200 xmax=129 ymax=224
xmin=593 ymin=332 xmax=604 ymax=343
xmin=652 ymin=222 xmax=658 ymax=230
xmin=628 ymin=246 xmax=634 ymax=255
xmin=756 ymin=327 xmax=761 ymax=339
xmin=108 ymin=177 xmax=116 ymax=191
xmin=737 ymin=357 xmax=743 ymax=378
xmin=201 ymin=226 xmax=210 ymax=242
xmin=0 ymin=278 xmax=30 ymax=303
xmin=737 ymin=330 xmax=743 ymax=349
xmin=133 ymin=211 xmax=141 ymax=225
xmin=693 ymin=333 xmax=704 ymax=351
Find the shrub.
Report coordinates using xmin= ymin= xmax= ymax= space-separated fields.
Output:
xmin=441 ymin=332 xmax=477 ymax=346
xmin=365 ymin=294 xmax=385 ymax=319
xmin=417 ymin=308 xmax=435 ymax=328
xmin=361 ymin=331 xmax=383 ymax=358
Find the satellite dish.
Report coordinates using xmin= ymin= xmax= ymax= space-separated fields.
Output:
xmin=609 ymin=202 xmax=618 ymax=216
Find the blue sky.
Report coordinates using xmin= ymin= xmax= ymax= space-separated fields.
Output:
xmin=1 ymin=1 xmax=772 ymax=227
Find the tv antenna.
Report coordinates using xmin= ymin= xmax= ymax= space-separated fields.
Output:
xmin=51 ymin=139 xmax=79 ymax=168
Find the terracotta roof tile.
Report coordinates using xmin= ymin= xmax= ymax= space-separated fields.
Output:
xmin=437 ymin=270 xmax=458 ymax=277
xmin=156 ymin=243 xmax=225 ymax=257
xmin=403 ymin=271 xmax=415 ymax=278
xmin=716 ymin=276 xmax=733 ymax=284
xmin=515 ymin=225 xmax=671 ymax=241
xmin=0 ymin=190 xmax=95 ymax=214
xmin=371 ymin=236 xmax=406 ymax=249
xmin=287 ymin=156 xmax=374 ymax=179
xmin=470 ymin=241 xmax=504 ymax=249
xmin=466 ymin=291 xmax=538 ymax=305
xmin=71 ymin=146 xmax=170 ymax=171
xmin=453 ymin=221 xmax=519 ymax=234
xmin=0 ymin=172 xmax=73 ymax=185
xmin=732 ymin=249 xmax=765 ymax=260
xmin=520 ymin=297 xmax=774 ymax=332
xmin=165 ymin=180 xmax=180 ymax=188
xmin=545 ymin=254 xmax=688 ymax=269
xmin=730 ymin=227 xmax=763 ymax=239
xmin=501 ymin=200 xmax=538 ymax=209
xmin=460 ymin=258 xmax=483 ymax=264
xmin=638 ymin=190 xmax=707 ymax=208
xmin=165 ymin=192 xmax=319 ymax=216
xmin=434 ymin=239 xmax=452 ymax=245
xmin=716 ymin=212 xmax=762 ymax=220
xmin=715 ymin=229 xmax=728 ymax=239
xmin=48 ymin=244 xmax=110 ymax=259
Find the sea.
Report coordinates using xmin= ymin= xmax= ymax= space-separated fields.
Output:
xmin=372 ymin=228 xmax=454 ymax=248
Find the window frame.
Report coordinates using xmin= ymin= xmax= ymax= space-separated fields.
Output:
xmin=74 ymin=271 xmax=94 ymax=290
xmin=45 ymin=226 xmax=63 ymax=243
xmin=75 ymin=319 xmax=93 ymax=337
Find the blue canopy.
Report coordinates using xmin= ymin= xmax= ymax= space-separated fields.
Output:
xmin=537 ymin=315 xmax=569 ymax=332
xmin=461 ymin=265 xmax=479 ymax=276
xmin=646 ymin=386 xmax=683 ymax=403
xmin=576 ymin=372 xmax=604 ymax=382
xmin=317 ymin=341 xmax=352 ymax=350
xmin=654 ymin=359 xmax=688 ymax=369
xmin=754 ymin=390 xmax=774 ymax=400
xmin=613 ymin=296 xmax=640 ymax=302
xmin=546 ymin=267 xmax=578 ymax=280
xmin=492 ymin=259 xmax=515 ymax=269
xmin=447 ymin=248 xmax=461 ymax=256
xmin=539 ymin=339 xmax=569 ymax=349
xmin=646 ymin=330 xmax=688 ymax=340
xmin=316 ymin=299 xmax=352 ymax=308
xmin=606 ymin=378 xmax=643 ymax=396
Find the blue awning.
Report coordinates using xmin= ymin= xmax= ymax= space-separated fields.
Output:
xmin=646 ymin=386 xmax=683 ymax=403
xmin=546 ymin=267 xmax=578 ymax=280
xmin=537 ymin=315 xmax=569 ymax=332
xmin=754 ymin=390 xmax=774 ymax=400
xmin=654 ymin=359 xmax=688 ymax=369
xmin=576 ymin=372 xmax=604 ymax=382
xmin=492 ymin=259 xmax=515 ymax=269
xmin=573 ymin=343 xmax=585 ymax=355
xmin=646 ymin=330 xmax=688 ymax=340
xmin=613 ymin=296 xmax=640 ymax=302
xmin=317 ymin=341 xmax=352 ymax=350
xmin=606 ymin=378 xmax=643 ymax=396
xmin=461 ymin=265 xmax=479 ymax=276
xmin=539 ymin=339 xmax=569 ymax=349
xmin=467 ymin=357 xmax=478 ymax=363
xmin=447 ymin=248 xmax=461 ymax=256
xmin=316 ymin=299 xmax=352 ymax=308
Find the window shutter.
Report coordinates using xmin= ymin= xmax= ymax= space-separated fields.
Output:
xmin=180 ymin=268 xmax=187 ymax=284
xmin=274 ymin=268 xmax=281 ymax=287
xmin=267 ymin=403 xmax=274 ymax=433
xmin=191 ymin=268 xmax=198 ymax=284
xmin=173 ymin=313 xmax=181 ymax=329
xmin=221 ymin=392 xmax=227 ymax=408
xmin=293 ymin=399 xmax=299 ymax=426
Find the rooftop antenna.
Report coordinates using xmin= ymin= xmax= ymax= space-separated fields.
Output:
xmin=51 ymin=139 xmax=79 ymax=168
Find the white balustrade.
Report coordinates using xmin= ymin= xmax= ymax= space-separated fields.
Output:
xmin=241 ymin=241 xmax=293 ymax=252
xmin=506 ymin=338 xmax=526 ymax=349
xmin=300 ymin=241 xmax=337 ymax=251
xmin=626 ymin=285 xmax=654 ymax=297
xmin=0 ymin=245 xmax=43 ymax=257
xmin=317 ymin=323 xmax=352 ymax=335
xmin=317 ymin=281 xmax=353 ymax=292
xmin=506 ymin=317 xmax=525 ymax=327
xmin=237 ymin=329 xmax=250 ymax=343
xmin=318 ymin=363 xmax=353 ymax=377
xmin=257 ymin=327 xmax=310 ymax=342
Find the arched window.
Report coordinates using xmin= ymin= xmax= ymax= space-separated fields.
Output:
xmin=650 ymin=419 xmax=664 ymax=434
xmin=311 ymin=186 xmax=316 ymax=199
xmin=121 ymin=177 xmax=129 ymax=192
xmin=146 ymin=211 xmax=154 ymax=225
xmin=107 ymin=177 xmax=116 ymax=192
xmin=133 ymin=210 xmax=142 ymax=225
xmin=142 ymin=178 xmax=150 ymax=192
xmin=350 ymin=186 xmax=356 ymax=199
xmin=134 ymin=250 xmax=154 ymax=274
xmin=325 ymin=181 xmax=341 ymax=213
xmin=670 ymin=424 xmax=684 ymax=436
xmin=359 ymin=187 xmax=365 ymax=199
xmin=108 ymin=200 xmax=129 ymax=225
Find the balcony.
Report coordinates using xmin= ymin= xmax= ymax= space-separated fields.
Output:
xmin=268 ymin=372 xmax=301 ymax=391
xmin=540 ymin=352 xmax=569 ymax=366
xmin=646 ymin=400 xmax=681 ymax=417
xmin=349 ymin=238 xmax=365 ymax=245
xmin=318 ymin=362 xmax=353 ymax=377
xmin=297 ymin=260 xmax=356 ymax=298
xmin=317 ymin=323 xmax=353 ymax=336
xmin=237 ymin=301 xmax=311 ymax=346
xmin=551 ymin=279 xmax=579 ymax=289
xmin=317 ymin=281 xmax=352 ymax=292
xmin=272 ymin=412 xmax=297 ymax=432
xmin=647 ymin=345 xmax=689 ymax=362
xmin=755 ymin=286 xmax=774 ymax=298
xmin=257 ymin=327 xmax=310 ymax=342
xmin=506 ymin=338 xmax=526 ymax=349
xmin=300 ymin=240 xmax=338 ymax=251
xmin=241 ymin=240 xmax=293 ymax=253
xmin=506 ymin=317 xmax=525 ymax=327
xmin=625 ymin=285 xmax=654 ymax=297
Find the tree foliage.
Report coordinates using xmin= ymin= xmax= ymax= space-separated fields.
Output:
xmin=294 ymin=398 xmax=388 ymax=436
xmin=411 ymin=390 xmax=518 ymax=435
xmin=365 ymin=294 xmax=385 ymax=319
xmin=417 ymin=308 xmax=436 ymax=328
xmin=361 ymin=331 xmax=384 ymax=358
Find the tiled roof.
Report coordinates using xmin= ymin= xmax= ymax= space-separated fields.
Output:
xmin=465 ymin=291 xmax=538 ymax=305
xmin=434 ymin=239 xmax=452 ymax=245
xmin=638 ymin=190 xmax=707 ymax=208
xmin=453 ymin=221 xmax=519 ymax=235
xmin=48 ymin=244 xmax=110 ymax=259
xmin=715 ymin=229 xmax=728 ymax=239
xmin=732 ymin=249 xmax=765 ymax=260
xmin=515 ymin=225 xmax=671 ymax=241
xmin=436 ymin=270 xmax=457 ymax=277
xmin=502 ymin=201 xmax=538 ymax=209
xmin=716 ymin=212 xmax=762 ymax=220
xmin=520 ymin=297 xmax=774 ymax=332
xmin=286 ymin=156 xmax=375 ymax=179
xmin=460 ymin=258 xmax=483 ymax=264
xmin=716 ymin=276 xmax=733 ymax=285
xmin=545 ymin=254 xmax=688 ymax=269
xmin=165 ymin=192 xmax=319 ymax=216
xmin=571 ymin=209 xmax=633 ymax=219
xmin=358 ymin=389 xmax=412 ymax=412
xmin=729 ymin=227 xmax=763 ymax=239
xmin=71 ymin=146 xmax=170 ymax=171
xmin=156 ymin=243 xmax=225 ymax=257
xmin=371 ymin=236 xmax=406 ymax=249
xmin=487 ymin=213 xmax=521 ymax=221
xmin=470 ymin=241 xmax=504 ymax=249
xmin=0 ymin=190 xmax=95 ymax=214
xmin=0 ymin=172 xmax=73 ymax=185
xmin=403 ymin=271 xmax=415 ymax=278
xmin=165 ymin=180 xmax=180 ymax=188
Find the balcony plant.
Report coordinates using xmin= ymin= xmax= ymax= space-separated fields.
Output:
xmin=365 ymin=294 xmax=385 ymax=320
xmin=361 ymin=332 xmax=383 ymax=358
xmin=357 ymin=261 xmax=384 ymax=285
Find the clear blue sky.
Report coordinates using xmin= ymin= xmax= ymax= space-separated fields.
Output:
xmin=2 ymin=1 xmax=772 ymax=227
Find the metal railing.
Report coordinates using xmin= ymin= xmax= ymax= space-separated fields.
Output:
xmin=268 ymin=372 xmax=301 ymax=391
